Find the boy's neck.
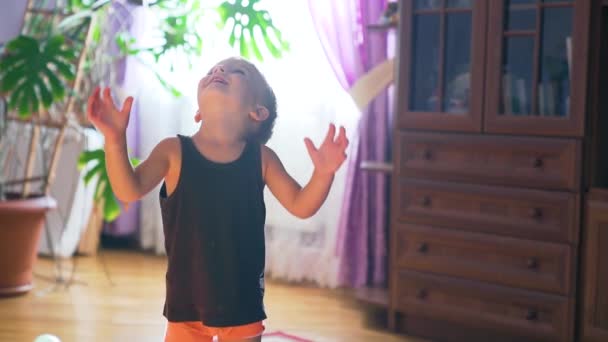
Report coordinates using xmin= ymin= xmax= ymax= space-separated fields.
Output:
xmin=191 ymin=126 xmax=247 ymax=164
xmin=194 ymin=123 xmax=244 ymax=147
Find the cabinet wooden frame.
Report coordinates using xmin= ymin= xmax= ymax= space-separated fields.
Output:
xmin=586 ymin=0 xmax=608 ymax=188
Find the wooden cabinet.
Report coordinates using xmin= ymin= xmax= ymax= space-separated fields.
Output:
xmin=581 ymin=190 xmax=608 ymax=341
xmin=388 ymin=0 xmax=594 ymax=341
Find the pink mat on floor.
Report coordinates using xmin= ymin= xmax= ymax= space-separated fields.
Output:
xmin=263 ymin=331 xmax=313 ymax=341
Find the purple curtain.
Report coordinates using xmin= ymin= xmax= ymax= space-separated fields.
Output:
xmin=307 ymin=0 xmax=391 ymax=287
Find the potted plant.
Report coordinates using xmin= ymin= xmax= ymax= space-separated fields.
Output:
xmin=0 ymin=18 xmax=86 ymax=296
xmin=0 ymin=0 xmax=289 ymax=296
xmin=0 ymin=0 xmax=96 ymax=295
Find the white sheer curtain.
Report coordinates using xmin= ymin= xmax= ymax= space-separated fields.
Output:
xmin=122 ymin=1 xmax=360 ymax=287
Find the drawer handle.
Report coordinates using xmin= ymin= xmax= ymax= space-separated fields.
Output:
xmin=417 ymin=242 xmax=429 ymax=253
xmin=529 ymin=208 xmax=543 ymax=220
xmin=416 ymin=289 xmax=428 ymax=299
xmin=526 ymin=309 xmax=538 ymax=321
xmin=527 ymin=257 xmax=539 ymax=270
xmin=420 ymin=196 xmax=432 ymax=207
xmin=533 ymin=157 xmax=544 ymax=168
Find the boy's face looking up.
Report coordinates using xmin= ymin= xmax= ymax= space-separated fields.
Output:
xmin=196 ymin=57 xmax=271 ymax=141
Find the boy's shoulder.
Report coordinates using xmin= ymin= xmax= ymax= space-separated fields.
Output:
xmin=149 ymin=136 xmax=182 ymax=163
xmin=260 ymin=144 xmax=280 ymax=165
xmin=156 ymin=136 xmax=181 ymax=154
xmin=260 ymin=145 xmax=276 ymax=181
xmin=260 ymin=144 xmax=277 ymax=157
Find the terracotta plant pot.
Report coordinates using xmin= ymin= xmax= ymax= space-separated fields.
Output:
xmin=0 ymin=194 xmax=57 ymax=297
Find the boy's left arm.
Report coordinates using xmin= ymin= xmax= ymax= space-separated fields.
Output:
xmin=263 ymin=124 xmax=349 ymax=219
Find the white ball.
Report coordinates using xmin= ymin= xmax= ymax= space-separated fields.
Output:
xmin=33 ymin=334 xmax=61 ymax=342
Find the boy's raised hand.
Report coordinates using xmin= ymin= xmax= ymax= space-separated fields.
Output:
xmin=304 ymin=123 xmax=349 ymax=175
xmin=87 ymin=86 xmax=134 ymax=143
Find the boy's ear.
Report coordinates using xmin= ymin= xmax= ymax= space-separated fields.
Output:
xmin=249 ymin=105 xmax=270 ymax=122
xmin=194 ymin=110 xmax=202 ymax=123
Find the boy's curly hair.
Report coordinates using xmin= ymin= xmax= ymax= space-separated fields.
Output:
xmin=256 ymin=82 xmax=277 ymax=144
xmin=243 ymin=60 xmax=276 ymax=144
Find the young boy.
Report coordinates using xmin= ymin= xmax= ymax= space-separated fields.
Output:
xmin=86 ymin=57 xmax=349 ymax=342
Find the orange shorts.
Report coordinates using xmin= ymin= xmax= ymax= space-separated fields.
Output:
xmin=164 ymin=320 xmax=265 ymax=341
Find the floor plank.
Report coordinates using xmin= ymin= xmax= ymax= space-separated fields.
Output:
xmin=0 ymin=251 xmax=422 ymax=342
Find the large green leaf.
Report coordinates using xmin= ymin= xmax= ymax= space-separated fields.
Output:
xmin=0 ymin=35 xmax=77 ymax=118
xmin=147 ymin=1 xmax=204 ymax=70
xmin=103 ymin=187 xmax=121 ymax=222
xmin=78 ymin=148 xmax=140 ymax=222
xmin=83 ymin=162 xmax=104 ymax=185
xmin=217 ymin=0 xmax=289 ymax=61
xmin=78 ymin=148 xmax=105 ymax=168
xmin=115 ymin=33 xmax=140 ymax=56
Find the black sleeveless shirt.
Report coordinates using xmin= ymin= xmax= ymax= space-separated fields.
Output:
xmin=159 ymin=134 xmax=267 ymax=327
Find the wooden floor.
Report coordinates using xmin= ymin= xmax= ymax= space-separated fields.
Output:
xmin=0 ymin=250 xmax=423 ymax=342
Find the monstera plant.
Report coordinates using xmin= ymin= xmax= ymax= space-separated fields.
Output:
xmin=217 ymin=0 xmax=290 ymax=60
xmin=0 ymin=35 xmax=77 ymax=117
xmin=77 ymin=148 xmax=141 ymax=221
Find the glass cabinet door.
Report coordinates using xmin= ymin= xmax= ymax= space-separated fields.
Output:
xmin=484 ymin=0 xmax=590 ymax=137
xmin=397 ymin=0 xmax=486 ymax=132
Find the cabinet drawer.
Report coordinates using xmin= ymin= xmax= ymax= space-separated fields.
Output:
xmin=394 ymin=225 xmax=573 ymax=295
xmin=392 ymin=270 xmax=573 ymax=342
xmin=397 ymin=179 xmax=579 ymax=243
xmin=398 ymin=132 xmax=581 ymax=191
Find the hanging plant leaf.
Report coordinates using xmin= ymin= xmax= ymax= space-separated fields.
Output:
xmin=77 ymin=148 xmax=105 ymax=168
xmin=217 ymin=0 xmax=289 ymax=62
xmin=57 ymin=10 xmax=94 ymax=33
xmin=91 ymin=22 xmax=102 ymax=44
xmin=154 ymin=71 xmax=183 ymax=97
xmin=0 ymin=35 xmax=77 ymax=118
xmin=116 ymin=33 xmax=140 ymax=56
xmin=149 ymin=3 xmax=204 ymax=70
xmin=102 ymin=185 xmax=121 ymax=221
xmin=78 ymin=148 xmax=140 ymax=222
xmin=66 ymin=0 xmax=110 ymax=12
xmin=127 ymin=0 xmax=166 ymax=6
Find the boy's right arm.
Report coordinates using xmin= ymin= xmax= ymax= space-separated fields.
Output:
xmin=104 ymin=137 xmax=174 ymax=203
xmin=87 ymin=87 xmax=173 ymax=203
